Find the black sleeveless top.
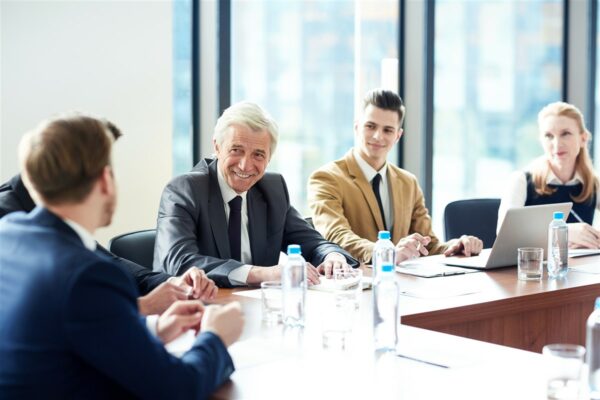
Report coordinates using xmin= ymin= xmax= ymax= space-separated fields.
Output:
xmin=525 ymin=172 xmax=596 ymax=224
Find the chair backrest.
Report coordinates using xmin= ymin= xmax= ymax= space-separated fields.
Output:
xmin=443 ymin=198 xmax=501 ymax=248
xmin=108 ymin=229 xmax=156 ymax=269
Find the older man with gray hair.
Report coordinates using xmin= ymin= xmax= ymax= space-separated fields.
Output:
xmin=154 ymin=102 xmax=358 ymax=288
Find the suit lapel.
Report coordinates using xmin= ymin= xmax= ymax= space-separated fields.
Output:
xmin=345 ymin=151 xmax=386 ymax=232
xmin=207 ymin=161 xmax=231 ymax=259
xmin=388 ymin=167 xmax=404 ymax=244
xmin=247 ymin=187 xmax=266 ymax=266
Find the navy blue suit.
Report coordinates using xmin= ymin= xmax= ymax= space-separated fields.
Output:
xmin=0 ymin=174 xmax=169 ymax=295
xmin=0 ymin=208 xmax=234 ymax=399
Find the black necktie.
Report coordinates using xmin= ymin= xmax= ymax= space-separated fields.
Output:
xmin=371 ymin=174 xmax=386 ymax=229
xmin=228 ymin=196 xmax=242 ymax=262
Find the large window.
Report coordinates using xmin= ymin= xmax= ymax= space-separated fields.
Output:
xmin=173 ymin=0 xmax=193 ymax=175
xmin=432 ymin=0 xmax=564 ymax=237
xmin=231 ymin=0 xmax=399 ymax=214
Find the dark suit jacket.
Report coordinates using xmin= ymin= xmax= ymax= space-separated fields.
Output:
xmin=153 ymin=158 xmax=358 ymax=287
xmin=0 ymin=208 xmax=234 ymax=399
xmin=0 ymin=174 xmax=168 ymax=295
xmin=0 ymin=174 xmax=35 ymax=217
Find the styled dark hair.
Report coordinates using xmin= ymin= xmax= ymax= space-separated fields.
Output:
xmin=363 ymin=89 xmax=406 ymax=126
xmin=22 ymin=113 xmax=121 ymax=205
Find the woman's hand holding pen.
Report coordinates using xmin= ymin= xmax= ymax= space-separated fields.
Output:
xmin=568 ymin=222 xmax=600 ymax=249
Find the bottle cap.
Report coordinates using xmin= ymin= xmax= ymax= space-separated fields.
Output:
xmin=553 ymin=212 xmax=564 ymax=220
xmin=287 ymin=244 xmax=301 ymax=255
xmin=378 ymin=231 xmax=391 ymax=240
xmin=595 ymin=297 xmax=600 ymax=310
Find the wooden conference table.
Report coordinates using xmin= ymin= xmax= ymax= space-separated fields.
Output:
xmin=396 ymin=254 xmax=600 ymax=353
xmin=207 ymin=255 xmax=600 ymax=399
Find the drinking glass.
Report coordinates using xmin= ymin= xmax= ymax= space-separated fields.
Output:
xmin=261 ymin=281 xmax=282 ymax=324
xmin=543 ymin=343 xmax=585 ymax=400
xmin=517 ymin=247 xmax=543 ymax=281
xmin=333 ymin=267 xmax=363 ymax=310
xmin=321 ymin=289 xmax=358 ymax=350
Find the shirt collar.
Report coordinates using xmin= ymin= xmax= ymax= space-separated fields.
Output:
xmin=216 ymin=161 xmax=248 ymax=203
xmin=546 ymin=169 xmax=584 ymax=186
xmin=63 ymin=218 xmax=97 ymax=251
xmin=353 ymin=148 xmax=387 ymax=183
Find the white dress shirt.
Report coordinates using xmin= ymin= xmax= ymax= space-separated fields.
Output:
xmin=63 ymin=217 xmax=159 ymax=336
xmin=64 ymin=218 xmax=97 ymax=252
xmin=216 ymin=165 xmax=253 ymax=285
xmin=354 ymin=149 xmax=394 ymax=231
xmin=497 ymin=170 xmax=600 ymax=231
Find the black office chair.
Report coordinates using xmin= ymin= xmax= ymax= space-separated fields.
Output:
xmin=108 ymin=229 xmax=156 ymax=269
xmin=443 ymin=198 xmax=501 ymax=248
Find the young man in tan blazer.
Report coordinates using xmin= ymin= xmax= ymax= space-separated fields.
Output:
xmin=308 ymin=89 xmax=483 ymax=264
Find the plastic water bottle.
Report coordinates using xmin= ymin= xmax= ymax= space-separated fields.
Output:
xmin=372 ymin=230 xmax=395 ymax=280
xmin=282 ymin=244 xmax=306 ymax=327
xmin=373 ymin=231 xmax=399 ymax=352
xmin=587 ymin=297 xmax=600 ymax=399
xmin=547 ymin=211 xmax=568 ymax=279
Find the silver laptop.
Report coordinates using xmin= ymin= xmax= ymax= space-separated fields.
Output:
xmin=443 ymin=202 xmax=572 ymax=269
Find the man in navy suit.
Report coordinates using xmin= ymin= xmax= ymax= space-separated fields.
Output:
xmin=153 ymin=102 xmax=359 ymax=288
xmin=0 ymin=114 xmax=244 ymax=398
xmin=0 ymin=173 xmax=218 ymax=316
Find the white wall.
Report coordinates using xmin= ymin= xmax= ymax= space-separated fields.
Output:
xmin=0 ymin=0 xmax=173 ymax=245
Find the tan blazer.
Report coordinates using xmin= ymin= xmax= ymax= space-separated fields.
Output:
xmin=308 ymin=149 xmax=446 ymax=263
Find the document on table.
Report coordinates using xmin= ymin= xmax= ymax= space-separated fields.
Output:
xmin=232 ymin=277 xmax=373 ymax=298
xmin=233 ymin=289 xmax=262 ymax=299
xmin=568 ymin=248 xmax=600 ymax=258
xmin=399 ymin=284 xmax=480 ymax=299
xmin=165 ymin=331 xmax=294 ymax=369
xmin=396 ymin=333 xmax=485 ymax=369
xmin=569 ymin=263 xmax=600 ymax=274
xmin=310 ymin=276 xmax=372 ymax=292
xmin=396 ymin=261 xmax=480 ymax=278
xmin=227 ymin=337 xmax=296 ymax=370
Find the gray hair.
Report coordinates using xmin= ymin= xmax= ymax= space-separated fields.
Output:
xmin=213 ymin=101 xmax=279 ymax=156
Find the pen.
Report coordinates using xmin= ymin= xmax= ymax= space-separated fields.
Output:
xmin=442 ymin=271 xmax=465 ymax=276
xmin=396 ymin=353 xmax=449 ymax=369
xmin=570 ymin=209 xmax=584 ymax=223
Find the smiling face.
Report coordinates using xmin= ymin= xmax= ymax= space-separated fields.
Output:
xmin=539 ymin=114 xmax=587 ymax=172
xmin=214 ymin=123 xmax=271 ymax=193
xmin=354 ymin=104 xmax=402 ymax=170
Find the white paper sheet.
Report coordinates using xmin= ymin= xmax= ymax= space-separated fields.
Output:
xmin=569 ymin=263 xmax=600 ymax=274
